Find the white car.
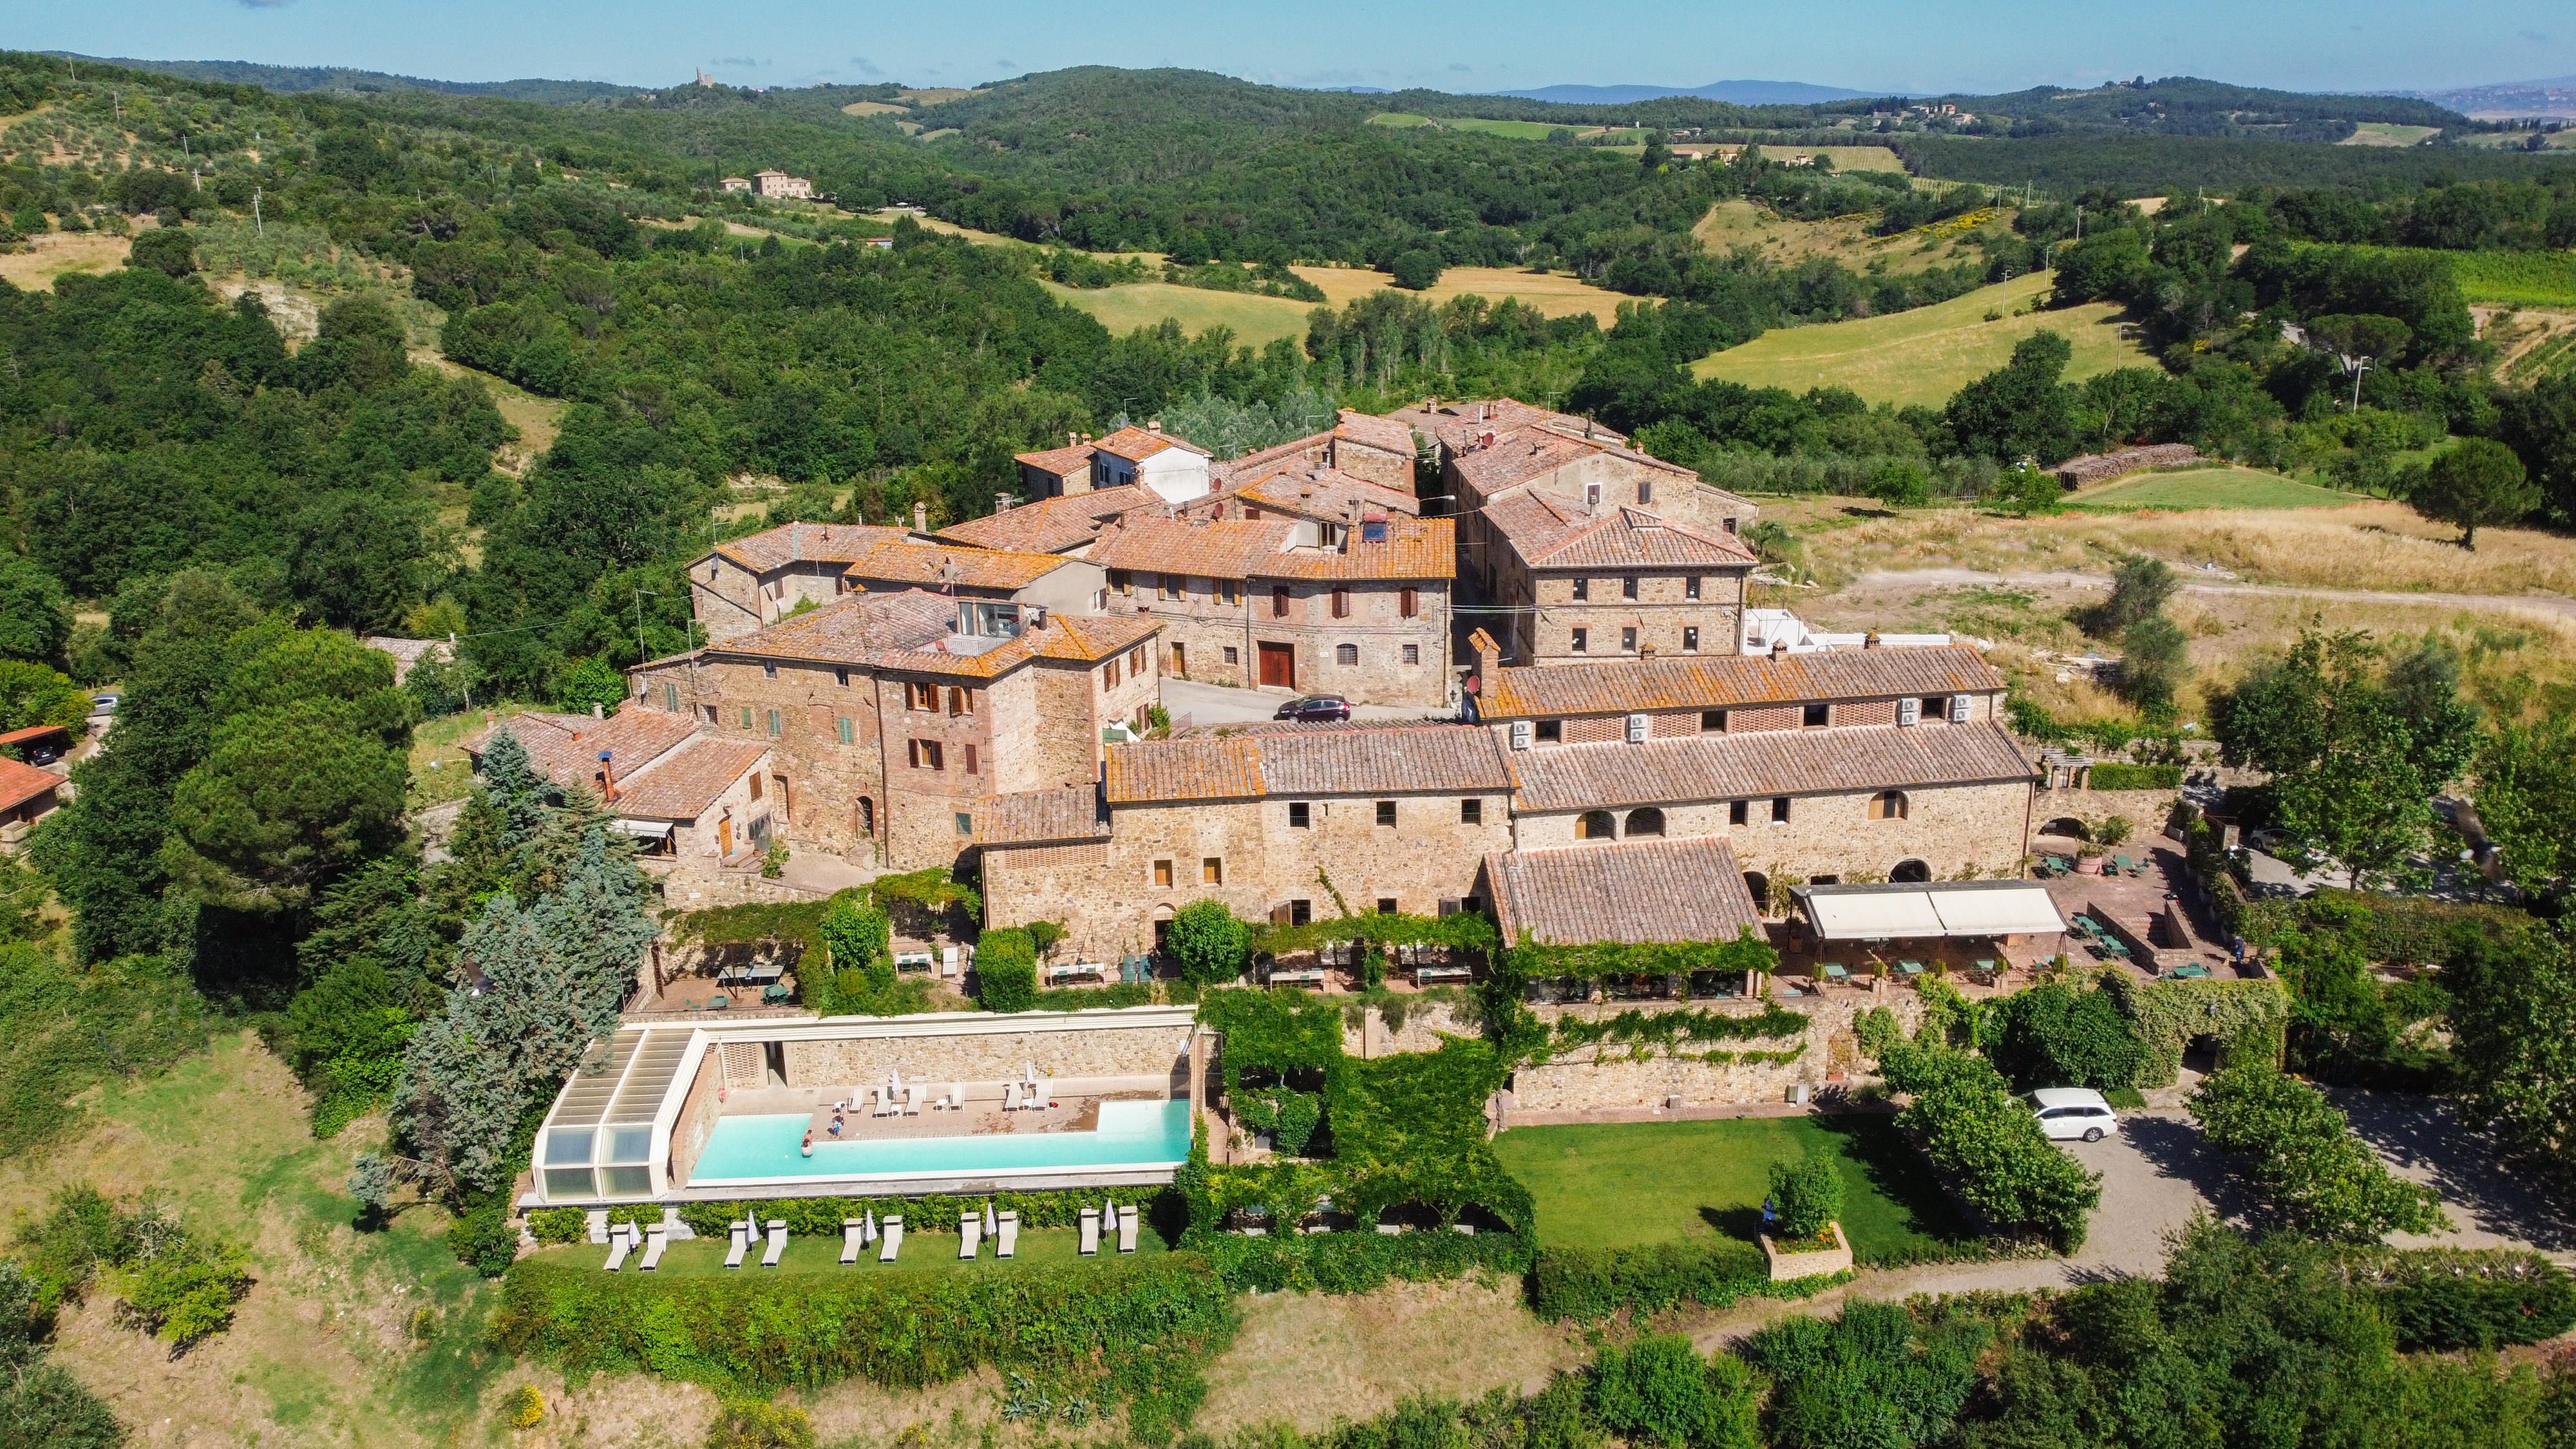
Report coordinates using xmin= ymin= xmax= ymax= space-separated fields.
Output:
xmin=2025 ymin=1087 xmax=2119 ymax=1143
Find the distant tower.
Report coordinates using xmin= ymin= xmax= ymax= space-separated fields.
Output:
xmin=696 ymin=67 xmax=715 ymax=87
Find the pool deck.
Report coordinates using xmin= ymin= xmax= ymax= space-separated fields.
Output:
xmin=670 ymin=1088 xmax=1191 ymax=1202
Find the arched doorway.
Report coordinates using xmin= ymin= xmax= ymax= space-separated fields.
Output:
xmin=1575 ymin=810 xmax=1616 ymax=840
xmin=1624 ymin=806 xmax=1667 ymax=838
xmin=1891 ymin=858 xmax=1931 ymax=884
xmin=2041 ymin=817 xmax=2088 ymax=840
xmin=1151 ymin=904 xmax=1176 ymax=951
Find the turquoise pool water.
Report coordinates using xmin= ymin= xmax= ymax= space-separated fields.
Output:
xmin=690 ymin=1099 xmax=1192 ymax=1184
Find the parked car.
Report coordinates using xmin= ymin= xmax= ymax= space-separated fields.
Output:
xmin=1273 ymin=694 xmax=1350 ymax=722
xmin=2024 ymin=1086 xmax=2119 ymax=1142
xmin=23 ymin=742 xmax=59 ymax=766
xmin=88 ymin=693 xmax=120 ymax=717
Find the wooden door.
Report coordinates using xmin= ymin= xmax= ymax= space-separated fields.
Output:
xmin=717 ymin=815 xmax=734 ymax=857
xmin=1258 ymin=641 xmax=1295 ymax=689
xmin=1170 ymin=642 xmax=1186 ymax=676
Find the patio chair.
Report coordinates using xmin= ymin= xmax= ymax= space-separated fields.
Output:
xmin=996 ymin=1210 xmax=1019 ymax=1258
xmin=936 ymin=1083 xmax=963 ymax=1111
xmin=638 ymin=1225 xmax=668 ymax=1271
xmin=761 ymin=1220 xmax=788 ymax=1267
xmin=878 ymin=1215 xmax=903 ymax=1262
xmin=1079 ymin=1208 xmax=1101 ymax=1256
xmin=603 ymin=1223 xmax=633 ymax=1272
xmin=959 ymin=1213 xmax=983 ymax=1259
xmin=706 ymin=993 xmax=730 ymax=1011
xmin=1117 ymin=1204 xmax=1141 ymax=1254
xmin=842 ymin=1218 xmax=864 ymax=1265
xmin=723 ymin=1220 xmax=750 ymax=1269
xmin=1821 ymin=963 xmax=1850 ymax=985
xmin=762 ymin=983 xmax=793 ymax=1005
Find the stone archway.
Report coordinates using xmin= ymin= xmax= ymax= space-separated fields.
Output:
xmin=1891 ymin=858 xmax=1932 ymax=884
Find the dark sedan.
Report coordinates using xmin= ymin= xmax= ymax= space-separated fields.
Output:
xmin=1273 ymin=694 xmax=1351 ymax=722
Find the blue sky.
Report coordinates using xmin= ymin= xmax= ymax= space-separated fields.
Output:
xmin=6 ymin=1 xmax=2570 ymax=97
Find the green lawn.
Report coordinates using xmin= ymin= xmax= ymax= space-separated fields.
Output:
xmin=1691 ymin=271 xmax=2154 ymax=408
xmin=1491 ymin=1115 xmax=1976 ymax=1264
xmin=1041 ymin=279 xmax=1315 ymax=348
xmin=2067 ymin=467 xmax=2367 ymax=513
xmin=527 ymin=1222 xmax=1166 ymax=1278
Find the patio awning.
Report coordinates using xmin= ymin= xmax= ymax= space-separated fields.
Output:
xmin=1794 ymin=882 xmax=2069 ymax=942
xmin=610 ymin=818 xmax=675 ymax=839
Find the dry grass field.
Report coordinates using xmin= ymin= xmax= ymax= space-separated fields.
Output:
xmin=1041 ymin=279 xmax=1315 ymax=348
xmin=840 ymin=100 xmax=910 ymax=117
xmin=1692 ymin=271 xmax=2150 ymax=407
xmin=1195 ymin=1277 xmax=1581 ymax=1435
xmin=0 ymin=229 xmax=130 ymax=290
xmin=1290 ymin=263 xmax=1634 ymax=324
xmin=2340 ymin=123 xmax=2441 ymax=147
xmin=1693 ymin=198 xmax=2017 ymax=278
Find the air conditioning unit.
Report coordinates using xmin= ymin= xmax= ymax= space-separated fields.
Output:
xmin=1626 ymin=712 xmax=1649 ymax=744
xmin=1510 ymin=719 xmax=1533 ymax=751
xmin=1949 ymin=694 xmax=1971 ymax=723
xmin=1897 ymin=697 xmax=1921 ymax=727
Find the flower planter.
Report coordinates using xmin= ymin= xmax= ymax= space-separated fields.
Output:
xmin=1759 ymin=1221 xmax=1853 ymax=1282
xmin=2074 ymin=856 xmax=2106 ymax=876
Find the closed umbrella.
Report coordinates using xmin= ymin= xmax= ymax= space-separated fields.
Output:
xmin=862 ymin=1208 xmax=877 ymax=1245
xmin=983 ymin=1201 xmax=998 ymax=1236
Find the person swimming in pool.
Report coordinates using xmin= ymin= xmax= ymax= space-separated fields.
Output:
xmin=800 ymin=1129 xmax=814 ymax=1157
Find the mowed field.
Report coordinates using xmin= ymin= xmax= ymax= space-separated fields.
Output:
xmin=2340 ymin=122 xmax=2441 ymax=147
xmin=1694 ymin=197 xmax=2017 ymax=277
xmin=1291 ymin=263 xmax=1634 ymax=324
xmin=1692 ymin=270 xmax=2151 ymax=407
xmin=0 ymin=229 xmax=130 ymax=290
xmin=1041 ymin=279 xmax=1314 ymax=348
xmin=2066 ymin=467 xmax=2364 ymax=513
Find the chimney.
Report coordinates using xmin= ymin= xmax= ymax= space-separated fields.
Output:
xmin=1068 ymin=430 xmax=1078 ymax=448
xmin=1770 ymin=639 xmax=1789 ymax=662
xmin=1147 ymin=419 xmax=1162 ymax=434
xmin=596 ymin=748 xmax=616 ymax=800
xmin=1864 ymin=632 xmax=1882 ymax=649
xmin=790 ymin=520 xmax=802 ymax=559
xmin=995 ymin=492 xmax=1012 ymax=514
xmin=591 ymin=702 xmax=604 ymax=719
xmin=913 ymin=501 xmax=929 ymax=534
xmin=1470 ymin=628 xmax=1500 ymax=693
xmin=1639 ymin=643 xmax=1656 ymax=661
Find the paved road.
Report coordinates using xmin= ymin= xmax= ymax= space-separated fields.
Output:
xmin=1842 ymin=567 xmax=2576 ymax=623
xmin=1158 ymin=677 xmax=1451 ymax=729
xmin=1681 ymin=1099 xmax=2571 ymax=1346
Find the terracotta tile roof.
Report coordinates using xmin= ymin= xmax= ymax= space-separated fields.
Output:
xmin=1013 ymin=441 xmax=1097 ymax=476
xmin=1333 ymin=409 xmax=1419 ymax=455
xmin=1451 ymin=430 xmax=1598 ymax=498
xmin=0 ymin=755 xmax=62 ymax=813
xmin=472 ymin=707 xmax=703 ymax=794
xmin=1089 ymin=515 xmax=1454 ymax=582
xmin=935 ymin=486 xmax=1153 ymax=554
xmin=1092 ymin=424 xmax=1209 ymax=462
xmin=709 ymin=522 xmax=913 ymax=573
xmin=842 ymin=539 xmax=1077 ymax=592
xmin=1215 ymin=433 xmax=1331 ymax=482
xmin=1389 ymin=399 xmax=1623 ymax=455
xmin=612 ymin=736 xmax=771 ymax=820
xmin=1229 ymin=468 xmax=1421 ymax=523
xmin=1106 ymin=724 xmax=1510 ymax=804
xmin=0 ymin=723 xmax=71 ymax=746
xmin=1506 ymin=721 xmax=2034 ymax=812
xmin=1485 ymin=837 xmax=1763 ymax=947
xmin=1482 ymin=643 xmax=2005 ymax=719
xmin=874 ymin=607 xmax=1164 ymax=680
xmin=714 ymin=591 xmax=957 ymax=666
xmin=1484 ymin=493 xmax=1756 ymax=570
xmin=974 ymin=784 xmax=1110 ymax=847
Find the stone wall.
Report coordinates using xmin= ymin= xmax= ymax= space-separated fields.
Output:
xmin=635 ymin=654 xmax=890 ymax=861
xmin=1510 ymin=778 xmax=2032 ymax=886
xmin=781 ymin=1023 xmax=1194 ymax=1090
xmin=1508 ymin=565 xmax=1750 ymax=665
xmin=643 ymin=858 xmax=821 ymax=910
xmin=669 ymin=1048 xmax=724 ymax=1184
xmin=2032 ymin=788 xmax=2182 ymax=843
xmin=1505 ymin=993 xmax=1924 ymax=1116
xmin=1103 ymin=576 xmax=1454 ymax=708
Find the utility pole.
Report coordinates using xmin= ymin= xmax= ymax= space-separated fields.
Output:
xmin=252 ymin=188 xmax=263 ymax=237
xmin=2341 ymin=354 xmax=2373 ymax=413
xmin=2074 ymin=204 xmax=2083 ymax=242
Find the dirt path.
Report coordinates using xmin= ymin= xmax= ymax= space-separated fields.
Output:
xmin=1843 ymin=567 xmax=2576 ymax=623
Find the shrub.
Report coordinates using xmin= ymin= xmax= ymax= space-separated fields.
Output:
xmin=972 ymin=927 xmax=1037 ymax=1012
xmin=1205 ymin=1226 xmax=1529 ymax=1294
xmin=1235 ymin=1088 xmax=1323 ymax=1155
xmin=509 ymin=1383 xmax=545 ymax=1428
xmin=2088 ymin=762 xmax=2183 ymax=790
xmin=1985 ymin=979 xmax=2152 ymax=1092
xmin=708 ymin=1396 xmax=815 ymax=1449
xmin=817 ymin=891 xmax=891 ymax=990
xmin=1879 ymin=1044 xmax=2101 ymax=1251
xmin=1167 ymin=901 xmax=1250 ymax=985
xmin=449 ymin=1201 xmax=521 ymax=1276
xmin=1745 ymin=1300 xmax=1984 ymax=1449
xmin=527 ymin=1207 xmax=588 ymax=1245
xmin=2188 ymin=1061 xmax=2445 ymax=1242
xmin=2354 ymin=1247 xmax=2576 ymax=1350
xmin=674 ymin=1190 xmax=1137 ymax=1238
xmin=1767 ymin=1158 xmax=1844 ymax=1242
xmin=1390 ymin=249 xmax=1442 ymax=290
xmin=1530 ymin=1240 xmax=1778 ymax=1322
xmin=1589 ymin=1335 xmax=1758 ymax=1449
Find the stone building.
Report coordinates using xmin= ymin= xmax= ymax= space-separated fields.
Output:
xmin=1477 ymin=494 xmax=1758 ymax=663
xmin=1469 ymin=635 xmax=2009 ymax=738
xmin=837 ymin=536 xmax=1108 ymax=618
xmin=750 ymin=169 xmax=814 ymax=198
xmin=1087 ymin=424 xmax=1213 ymax=502
xmin=1212 ymin=409 xmax=1421 ymax=497
xmin=1394 ymin=396 xmax=1758 ymax=543
xmin=1012 ymin=435 xmax=1101 ymax=499
xmin=464 ymin=709 xmax=775 ymax=864
xmin=631 ymin=588 xmax=1164 ymax=871
xmin=1481 ymin=835 xmax=1768 ymax=960
xmin=936 ymin=485 xmax=1153 ymax=557
xmin=1178 ymin=462 xmax=1420 ymax=530
xmin=688 ymin=522 xmax=916 ymax=644
xmin=976 ymin=723 xmax=1518 ymax=962
xmin=1086 ymin=511 xmax=1455 ymax=706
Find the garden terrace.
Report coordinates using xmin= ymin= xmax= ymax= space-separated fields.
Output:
xmin=526 ymin=1007 xmax=1211 ymax=1208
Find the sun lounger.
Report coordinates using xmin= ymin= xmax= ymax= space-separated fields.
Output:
xmin=1079 ymin=1208 xmax=1100 ymax=1256
xmin=878 ymin=1215 xmax=903 ymax=1262
xmin=761 ymin=1219 xmax=787 ymax=1267
xmin=842 ymin=1218 xmax=865 ymax=1264
xmin=959 ymin=1213 xmax=983 ymax=1259
xmin=904 ymin=1084 xmax=924 ymax=1115
xmin=1897 ymin=960 xmax=1925 ymax=978
xmin=724 ymin=1219 xmax=750 ymax=1269
xmin=936 ymin=1083 xmax=963 ymax=1111
xmin=1821 ymin=963 xmax=1850 ymax=983
xmin=639 ymin=1224 xmax=668 ymax=1271
xmin=603 ymin=1224 xmax=633 ymax=1271
xmin=1117 ymin=1204 xmax=1140 ymax=1254
xmin=996 ymin=1210 xmax=1018 ymax=1258
xmin=873 ymin=1087 xmax=897 ymax=1117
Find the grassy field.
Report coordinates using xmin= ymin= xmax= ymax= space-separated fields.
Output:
xmin=1291 ymin=263 xmax=1634 ymax=323
xmin=1042 ymin=279 xmax=1315 ymax=348
xmin=840 ymin=100 xmax=909 ymax=117
xmin=2453 ymin=251 xmax=2576 ymax=309
xmin=521 ymin=1222 xmax=1168 ymax=1278
xmin=1692 ymin=270 xmax=2151 ymax=407
xmin=1365 ymin=114 xmax=1646 ymax=143
xmin=1694 ymin=197 xmax=2018 ymax=277
xmin=0 ymin=229 xmax=129 ymax=290
xmin=1728 ymin=144 xmax=1909 ymax=172
xmin=2067 ymin=468 xmax=2366 ymax=513
xmin=1198 ymin=1278 xmax=1580 ymax=1435
xmin=2340 ymin=123 xmax=2441 ymax=147
xmin=1491 ymin=1115 xmax=1975 ymax=1263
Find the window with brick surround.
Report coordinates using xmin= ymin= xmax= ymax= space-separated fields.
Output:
xmin=1399 ymin=587 xmax=1418 ymax=618
xmin=948 ymin=686 xmax=971 ymax=715
xmin=909 ymin=739 xmax=943 ymax=770
xmin=1103 ymin=658 xmax=1121 ymax=688
xmin=1535 ymin=719 xmax=1562 ymax=743
xmin=1683 ymin=627 xmax=1700 ymax=652
xmin=765 ymin=710 xmax=782 ymax=737
xmin=1723 ymin=517 xmax=1738 ymax=534
xmin=1461 ymin=799 xmax=1482 ymax=824
xmin=1202 ymin=857 xmax=1223 ymax=885
xmin=1289 ymin=898 xmax=1312 ymax=926
xmin=1160 ymin=573 xmax=1181 ymax=600
xmin=1403 ymin=643 xmax=1420 ymax=665
xmin=1803 ymin=703 xmax=1831 ymax=727
xmin=963 ymin=744 xmax=980 ymax=775
xmin=1289 ymin=802 xmax=1310 ymax=828
xmin=1331 ymin=587 xmax=1350 ymax=619
xmin=1570 ymin=628 xmax=1588 ymax=654
xmin=1571 ymin=578 xmax=1589 ymax=601
xmin=835 ymin=717 xmax=854 ymax=744
xmin=1154 ymin=859 xmax=1174 ymax=887
xmin=1868 ymin=790 xmax=1908 ymax=820
xmin=1376 ymin=897 xmax=1398 ymax=914
xmin=955 ymin=813 xmax=972 ymax=836
xmin=749 ymin=774 xmax=763 ymax=800
xmin=739 ymin=707 xmax=754 ymax=730
xmin=1376 ymin=800 xmax=1396 ymax=826
xmin=1272 ymin=587 xmax=1291 ymax=618
xmin=1621 ymin=576 xmax=1638 ymax=601
xmin=836 ymin=668 xmax=850 ymax=687
xmin=1621 ymin=627 xmax=1637 ymax=653
xmin=1220 ymin=581 xmax=1240 ymax=605
xmin=1129 ymin=646 xmax=1146 ymax=674
xmin=1224 ymin=646 xmax=1239 ymax=664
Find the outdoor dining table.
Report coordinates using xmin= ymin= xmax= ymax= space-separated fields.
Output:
xmin=717 ymin=961 xmax=786 ymax=989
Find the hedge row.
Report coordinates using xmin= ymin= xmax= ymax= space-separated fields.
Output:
xmin=494 ymin=1249 xmax=1233 ymax=1392
xmin=672 ymin=1189 xmax=1161 ymax=1238
xmin=2089 ymin=762 xmax=2183 ymax=791
xmin=1529 ymin=1239 xmax=1842 ymax=1323
xmin=1206 ymin=1226 xmax=1531 ymax=1294
xmin=2356 ymin=1248 xmax=2576 ymax=1350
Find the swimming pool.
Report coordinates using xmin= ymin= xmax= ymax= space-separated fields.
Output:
xmin=688 ymin=1099 xmax=1193 ymax=1186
